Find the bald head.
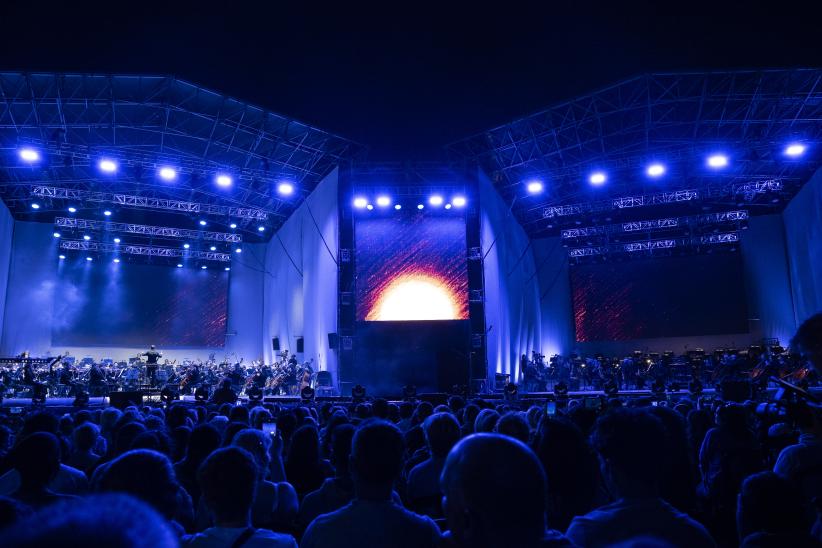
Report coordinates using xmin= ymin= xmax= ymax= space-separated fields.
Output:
xmin=441 ymin=433 xmax=546 ymax=545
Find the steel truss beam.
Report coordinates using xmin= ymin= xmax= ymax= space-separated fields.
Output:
xmin=568 ymin=232 xmax=739 ymax=257
xmin=59 ymin=239 xmax=231 ymax=262
xmin=54 ymin=217 xmax=242 ymax=242
xmin=561 ymin=210 xmax=748 ymax=238
xmin=32 ymin=186 xmax=267 ymax=220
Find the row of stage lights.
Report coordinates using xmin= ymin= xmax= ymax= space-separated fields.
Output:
xmin=352 ymin=194 xmax=467 ymax=210
xmin=57 ymin=253 xmax=232 ymax=271
xmin=16 ymin=147 xmax=296 ymax=197
xmin=52 ymin=231 xmax=244 ymax=255
xmin=523 ymin=144 xmax=809 ymax=193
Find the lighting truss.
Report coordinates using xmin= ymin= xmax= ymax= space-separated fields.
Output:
xmin=568 ymin=231 xmax=739 ymax=258
xmin=32 ymin=186 xmax=267 ymax=220
xmin=60 ymin=239 xmax=231 ymax=262
xmin=623 ymin=239 xmax=676 ymax=252
xmin=54 ymin=217 xmax=242 ymax=242
xmin=561 ymin=210 xmax=748 ymax=239
xmin=544 ymin=188 xmax=700 ymax=218
xmin=700 ymin=232 xmax=739 ymax=244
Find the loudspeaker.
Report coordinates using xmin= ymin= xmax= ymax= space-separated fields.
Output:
xmin=296 ymin=337 xmax=304 ymax=353
xmin=328 ymin=333 xmax=338 ymax=349
xmin=272 ymin=337 xmax=280 ymax=352
xmin=110 ymin=391 xmax=143 ymax=410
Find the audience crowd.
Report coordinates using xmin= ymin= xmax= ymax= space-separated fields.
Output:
xmin=0 ymin=313 xmax=819 ymax=547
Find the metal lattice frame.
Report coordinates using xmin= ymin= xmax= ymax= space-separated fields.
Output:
xmin=561 ymin=210 xmax=748 ymax=238
xmin=449 ymin=69 xmax=822 ymax=238
xmin=568 ymin=232 xmax=739 ymax=258
xmin=54 ymin=217 xmax=242 ymax=242
xmin=60 ymin=239 xmax=231 ymax=262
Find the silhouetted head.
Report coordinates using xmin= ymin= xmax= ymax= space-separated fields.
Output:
xmin=423 ymin=413 xmax=461 ymax=459
xmin=350 ymin=420 xmax=404 ymax=496
xmin=14 ymin=433 xmax=61 ymax=490
xmin=737 ymin=471 xmax=809 ymax=541
xmin=495 ymin=412 xmax=531 ymax=444
xmin=96 ymin=449 xmax=179 ymax=519
xmin=198 ymin=447 xmax=257 ymax=524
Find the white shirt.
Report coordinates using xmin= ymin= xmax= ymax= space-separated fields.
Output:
xmin=301 ymin=498 xmax=440 ymax=548
xmin=184 ymin=526 xmax=296 ymax=548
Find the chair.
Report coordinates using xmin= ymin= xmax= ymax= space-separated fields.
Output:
xmin=315 ymin=370 xmax=335 ymax=397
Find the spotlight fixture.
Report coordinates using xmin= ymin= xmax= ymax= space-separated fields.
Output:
xmin=235 ymin=247 xmax=242 ymax=253
xmin=224 ymin=267 xmax=230 ymax=271
xmin=353 ymin=197 xmax=368 ymax=209
xmin=183 ymin=243 xmax=190 ymax=249
xmin=19 ymin=148 xmax=40 ymax=162
xmin=199 ymin=220 xmax=207 ymax=226
xmin=351 ymin=384 xmax=366 ymax=401
xmin=31 ymin=203 xmax=40 ymax=210
xmin=300 ymin=386 xmax=315 ymax=402
xmin=53 ymin=232 xmax=61 ymax=238
xmin=646 ymin=163 xmax=666 ymax=177
xmin=707 ymin=154 xmax=728 ymax=168
xmin=103 ymin=210 xmax=112 ymax=216
xmin=257 ymin=226 xmax=265 ymax=232
xmin=98 ymin=159 xmax=118 ymax=173
xmin=86 ymin=257 xmax=93 ymax=261
xmin=159 ymin=167 xmax=177 ymax=181
xmin=68 ymin=207 xmax=77 ymax=213
xmin=589 ymin=171 xmax=607 ymax=186
xmin=445 ymin=203 xmax=452 ymax=209
xmin=176 ymin=263 xmax=183 ymax=268
xmin=215 ymin=174 xmax=233 ymax=187
xmin=229 ymin=223 xmax=237 ymax=229
xmin=201 ymin=265 xmax=207 ymax=269
xmin=526 ymin=180 xmax=544 ymax=194
xmin=209 ymin=246 xmax=216 ymax=251
xmin=366 ymin=204 xmax=374 ymax=210
xmin=394 ymin=204 xmax=402 ymax=210
xmin=113 ymin=238 xmax=121 ymax=244
xmin=376 ymin=195 xmax=392 ymax=207
xmin=417 ymin=204 xmax=424 ymax=210
xmin=452 ymin=196 xmax=467 ymax=207
xmin=58 ymin=255 xmax=66 ymax=260
xmin=429 ymin=195 xmax=444 ymax=206
xmin=402 ymin=385 xmax=417 ymax=400
xmin=113 ymin=258 xmax=120 ymax=263
xmin=277 ymin=182 xmax=295 ymax=196
xmin=194 ymin=386 xmax=209 ymax=401
xmin=784 ymin=143 xmax=806 ymax=157
xmin=83 ymin=235 xmax=91 ymax=241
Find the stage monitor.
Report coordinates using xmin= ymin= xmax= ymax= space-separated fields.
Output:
xmin=571 ymin=253 xmax=749 ymax=342
xmin=53 ymin=260 xmax=228 ymax=348
xmin=355 ymin=214 xmax=468 ymax=321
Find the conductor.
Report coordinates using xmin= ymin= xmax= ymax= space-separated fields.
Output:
xmin=142 ymin=345 xmax=162 ymax=386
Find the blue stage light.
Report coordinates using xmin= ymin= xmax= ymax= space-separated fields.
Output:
xmin=646 ymin=163 xmax=666 ymax=177
xmin=230 ymin=223 xmax=237 ymax=229
xmin=83 ymin=235 xmax=90 ymax=241
xmin=59 ymin=255 xmax=66 ymax=260
xmin=98 ymin=159 xmax=118 ymax=173
xmin=159 ymin=167 xmax=177 ymax=181
xmin=201 ymin=265 xmax=207 ymax=270
xmin=376 ymin=195 xmax=392 ymax=207
xmin=224 ymin=267 xmax=230 ymax=271
xmin=199 ymin=220 xmax=207 ymax=226
xmin=68 ymin=207 xmax=77 ymax=213
xmin=210 ymin=246 xmax=216 ymax=251
xmin=86 ymin=256 xmax=93 ymax=261
xmin=257 ymin=226 xmax=265 ymax=232
xmin=113 ymin=258 xmax=120 ymax=263
xmin=785 ymin=143 xmax=806 ymax=157
xmin=19 ymin=148 xmax=40 ymax=162
xmin=235 ymin=247 xmax=242 ymax=253
xmin=31 ymin=203 xmax=40 ymax=210
xmin=183 ymin=243 xmax=190 ymax=249
xmin=103 ymin=210 xmax=112 ymax=216
xmin=417 ymin=204 xmax=424 ymax=210
xmin=366 ymin=204 xmax=374 ymax=210
xmin=353 ymin=197 xmax=368 ymax=209
xmin=429 ymin=195 xmax=444 ymax=206
xmin=445 ymin=203 xmax=452 ymax=209
xmin=216 ymin=174 xmax=233 ymax=187
xmin=394 ymin=204 xmax=402 ymax=210
xmin=113 ymin=238 xmax=121 ymax=244
xmin=53 ymin=232 xmax=60 ymax=238
xmin=277 ymin=182 xmax=295 ymax=196
xmin=176 ymin=264 xmax=183 ymax=268
xmin=707 ymin=154 xmax=728 ymax=168
xmin=452 ymin=196 xmax=467 ymax=207
xmin=526 ymin=180 xmax=544 ymax=194
xmin=589 ymin=172 xmax=607 ymax=186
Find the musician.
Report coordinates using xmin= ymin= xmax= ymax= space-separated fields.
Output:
xmin=210 ymin=378 xmax=238 ymax=405
xmin=142 ymin=345 xmax=162 ymax=385
xmin=58 ymin=361 xmax=75 ymax=385
xmin=229 ymin=362 xmax=245 ymax=387
xmin=22 ymin=361 xmax=36 ymax=386
xmin=88 ymin=362 xmax=106 ymax=386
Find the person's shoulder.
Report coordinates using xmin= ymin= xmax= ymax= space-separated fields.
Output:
xmin=251 ymin=528 xmax=298 ymax=547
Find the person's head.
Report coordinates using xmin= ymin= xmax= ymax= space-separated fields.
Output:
xmin=424 ymin=413 xmax=461 ymax=459
xmin=737 ymin=471 xmax=809 ymax=541
xmin=229 ymin=405 xmax=249 ymax=425
xmin=350 ymin=420 xmax=404 ymax=497
xmin=14 ymin=433 xmax=61 ymax=490
xmin=473 ymin=409 xmax=500 ymax=433
xmin=399 ymin=401 xmax=414 ymax=420
xmin=0 ymin=494 xmax=177 ymax=548
xmin=150 ymin=345 xmax=156 ymax=350
xmin=448 ymin=395 xmax=466 ymax=413
xmin=96 ymin=449 xmax=179 ymax=519
xmin=198 ymin=447 xmax=257 ymax=525
xmin=330 ymin=424 xmax=356 ymax=475
xmin=441 ymin=434 xmax=547 ymax=547
xmin=222 ymin=421 xmax=248 ymax=447
xmin=73 ymin=422 xmax=100 ymax=453
xmin=716 ymin=403 xmax=750 ymax=434
xmin=20 ymin=411 xmax=59 ymax=438
xmin=494 ymin=412 xmax=531 ymax=444
xmin=186 ymin=424 xmax=221 ymax=465
xmin=287 ymin=424 xmax=320 ymax=463
xmin=232 ymin=429 xmax=272 ymax=478
xmin=372 ymin=398 xmax=389 ymax=420
xmin=590 ymin=408 xmax=665 ymax=499
xmin=792 ymin=313 xmax=822 ymax=374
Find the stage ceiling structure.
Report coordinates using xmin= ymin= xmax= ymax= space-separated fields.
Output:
xmin=0 ymin=73 xmax=365 ymax=264
xmin=449 ymin=69 xmax=822 ymax=258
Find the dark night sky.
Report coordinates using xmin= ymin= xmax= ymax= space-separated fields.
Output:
xmin=1 ymin=2 xmax=820 ymax=160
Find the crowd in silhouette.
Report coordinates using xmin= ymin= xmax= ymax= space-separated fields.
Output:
xmin=0 ymin=313 xmax=819 ymax=547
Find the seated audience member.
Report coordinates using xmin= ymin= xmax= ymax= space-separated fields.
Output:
xmin=494 ymin=411 xmax=531 ymax=444
xmin=407 ymin=412 xmax=461 ymax=517
xmin=97 ymin=449 xmax=193 ymax=536
xmin=186 ymin=447 xmax=297 ymax=547
xmin=301 ymin=420 xmax=441 ymax=548
xmin=736 ymin=471 xmax=817 ymax=547
xmin=284 ymin=425 xmax=333 ymax=500
xmin=441 ymin=433 xmax=571 ymax=548
xmin=773 ymin=402 xmax=822 ymax=488
xmin=566 ymin=408 xmax=716 ymax=547
xmin=473 ymin=408 xmax=500 ymax=433
xmin=67 ymin=422 xmax=102 ymax=474
xmin=175 ymin=424 xmax=222 ymax=505
xmin=9 ymin=433 xmax=78 ymax=509
xmin=298 ymin=424 xmax=357 ymax=528
xmin=210 ymin=379 xmax=238 ymax=406
xmin=232 ymin=428 xmax=298 ymax=528
xmin=0 ymin=493 xmax=178 ymax=548
xmin=650 ymin=405 xmax=698 ymax=515
xmin=534 ymin=417 xmax=601 ymax=532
